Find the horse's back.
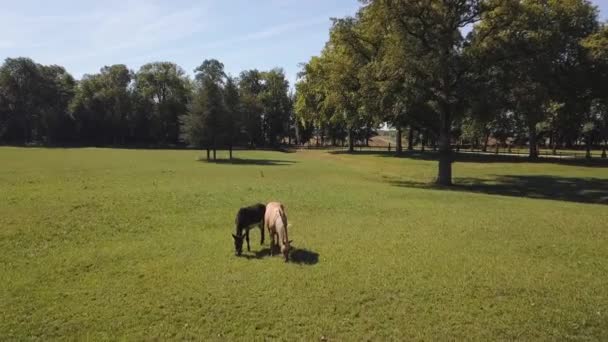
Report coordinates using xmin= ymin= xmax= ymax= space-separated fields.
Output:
xmin=236 ymin=203 xmax=266 ymax=228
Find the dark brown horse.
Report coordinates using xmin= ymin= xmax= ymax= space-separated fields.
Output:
xmin=232 ymin=203 xmax=266 ymax=256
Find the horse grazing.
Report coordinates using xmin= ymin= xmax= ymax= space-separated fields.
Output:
xmin=264 ymin=202 xmax=292 ymax=262
xmin=232 ymin=203 xmax=266 ymax=256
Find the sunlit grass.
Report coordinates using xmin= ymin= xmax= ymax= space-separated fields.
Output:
xmin=1 ymin=147 xmax=607 ymax=340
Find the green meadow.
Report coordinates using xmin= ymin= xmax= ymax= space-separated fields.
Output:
xmin=1 ymin=147 xmax=607 ymax=340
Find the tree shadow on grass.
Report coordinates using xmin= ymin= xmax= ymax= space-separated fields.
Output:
xmin=389 ymin=175 xmax=608 ymax=205
xmin=239 ymin=246 xmax=319 ymax=265
xmin=199 ymin=158 xmax=297 ymax=166
xmin=329 ymin=150 xmax=608 ymax=168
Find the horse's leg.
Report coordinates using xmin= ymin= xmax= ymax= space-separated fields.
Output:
xmin=259 ymin=223 xmax=265 ymax=245
xmin=246 ymin=229 xmax=251 ymax=252
xmin=269 ymin=232 xmax=275 ymax=256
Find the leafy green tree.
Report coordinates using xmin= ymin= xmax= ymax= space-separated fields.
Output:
xmin=134 ymin=62 xmax=190 ymax=144
xmin=238 ymin=70 xmax=264 ymax=147
xmin=70 ymin=65 xmax=133 ymax=145
xmin=296 ymin=21 xmax=369 ymax=152
xmin=181 ymin=77 xmax=225 ymax=160
xmin=194 ymin=59 xmax=226 ymax=86
xmin=37 ymin=65 xmax=76 ymax=144
xmin=324 ymin=21 xmax=368 ymax=152
xmin=295 ymin=57 xmax=332 ymax=147
xmin=260 ymin=69 xmax=291 ymax=146
xmin=0 ymin=58 xmax=44 ymax=143
xmin=363 ymin=0 xmax=498 ymax=185
xmin=181 ymin=60 xmax=227 ymax=160
xmin=583 ymin=25 xmax=608 ymax=158
xmin=333 ymin=4 xmax=416 ymax=154
xmin=0 ymin=58 xmax=76 ymax=144
xmin=474 ymin=0 xmax=599 ymax=159
xmin=223 ymin=76 xmax=240 ymax=159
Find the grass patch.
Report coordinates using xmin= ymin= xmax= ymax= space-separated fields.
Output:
xmin=1 ymin=147 xmax=608 ymax=340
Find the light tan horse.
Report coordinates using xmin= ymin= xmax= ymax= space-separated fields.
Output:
xmin=264 ymin=202 xmax=291 ymax=262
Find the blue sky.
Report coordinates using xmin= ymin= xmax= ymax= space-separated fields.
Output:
xmin=1 ymin=0 xmax=607 ymax=88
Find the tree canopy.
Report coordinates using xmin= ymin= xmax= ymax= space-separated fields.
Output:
xmin=295 ymin=0 xmax=608 ymax=184
xmin=1 ymin=0 xmax=607 ymax=173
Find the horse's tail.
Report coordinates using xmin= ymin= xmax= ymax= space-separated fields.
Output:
xmin=279 ymin=211 xmax=288 ymax=244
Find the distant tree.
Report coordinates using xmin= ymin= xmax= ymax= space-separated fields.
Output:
xmin=589 ymin=100 xmax=608 ymax=158
xmin=295 ymin=57 xmax=332 ymax=147
xmin=38 ymin=65 xmax=76 ymax=144
xmin=0 ymin=58 xmax=77 ymax=144
xmin=238 ymin=70 xmax=264 ymax=147
xmin=134 ymin=62 xmax=191 ymax=145
xmin=0 ymin=58 xmax=44 ymax=143
xmin=474 ymin=0 xmax=599 ymax=159
xmin=181 ymin=60 xmax=227 ymax=160
xmin=364 ymin=0 xmax=500 ymax=185
xmin=583 ymin=25 xmax=608 ymax=158
xmin=70 ymin=65 xmax=133 ymax=145
xmin=194 ymin=59 xmax=226 ymax=86
xmin=181 ymin=78 xmax=225 ymax=160
xmin=260 ymin=69 xmax=291 ymax=146
xmin=331 ymin=5 xmax=411 ymax=154
xmin=223 ymin=76 xmax=240 ymax=159
xmin=324 ymin=25 xmax=367 ymax=153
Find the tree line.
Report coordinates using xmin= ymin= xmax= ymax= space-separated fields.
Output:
xmin=2 ymin=1 xmax=607 ymax=183
xmin=0 ymin=58 xmax=304 ymax=158
xmin=294 ymin=0 xmax=608 ymax=185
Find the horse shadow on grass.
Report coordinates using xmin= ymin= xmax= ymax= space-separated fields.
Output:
xmin=239 ymin=246 xmax=319 ymax=265
xmin=389 ymin=175 xmax=608 ymax=205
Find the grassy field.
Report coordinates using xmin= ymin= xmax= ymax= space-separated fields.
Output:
xmin=1 ymin=147 xmax=608 ymax=340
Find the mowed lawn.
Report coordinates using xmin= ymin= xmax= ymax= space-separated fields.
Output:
xmin=1 ymin=147 xmax=608 ymax=340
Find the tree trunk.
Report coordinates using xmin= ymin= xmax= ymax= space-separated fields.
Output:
xmin=495 ymin=142 xmax=500 ymax=155
xmin=321 ymin=129 xmax=325 ymax=146
xmin=436 ymin=111 xmax=452 ymax=186
xmin=206 ymin=148 xmax=210 ymax=161
xmin=396 ymin=127 xmax=403 ymax=155
xmin=602 ymin=142 xmax=607 ymax=159
xmin=528 ymin=122 xmax=538 ymax=159
xmin=421 ymin=133 xmax=426 ymax=152
xmin=482 ymin=133 xmax=490 ymax=152
xmin=348 ymin=128 xmax=354 ymax=153
xmin=229 ymin=144 xmax=233 ymax=160
xmin=407 ymin=127 xmax=414 ymax=151
xmin=586 ymin=137 xmax=592 ymax=160
xmin=294 ymin=124 xmax=300 ymax=145
xmin=552 ymin=138 xmax=558 ymax=155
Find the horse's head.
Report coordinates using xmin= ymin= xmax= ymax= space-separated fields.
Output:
xmin=232 ymin=234 xmax=244 ymax=256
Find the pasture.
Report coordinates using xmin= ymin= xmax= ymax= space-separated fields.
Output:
xmin=1 ymin=147 xmax=608 ymax=340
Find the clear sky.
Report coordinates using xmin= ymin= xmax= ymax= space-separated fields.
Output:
xmin=1 ymin=0 xmax=607 ymax=88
